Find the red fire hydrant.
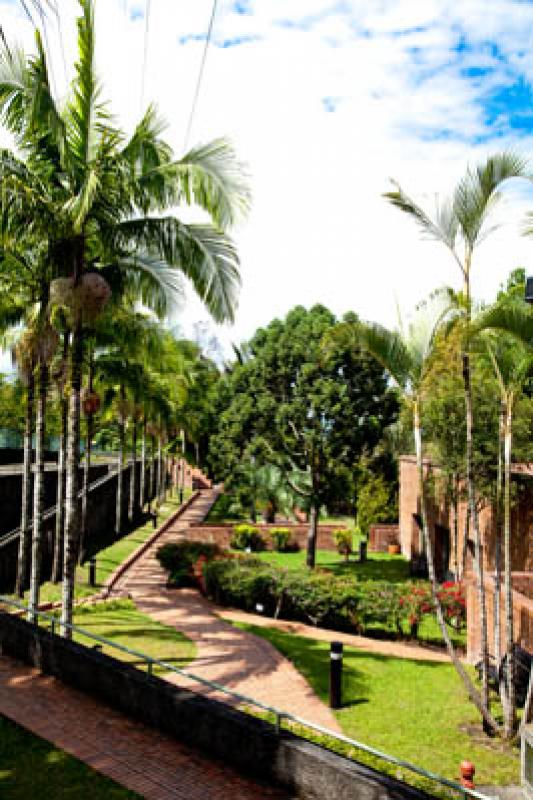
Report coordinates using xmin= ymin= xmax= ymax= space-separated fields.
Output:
xmin=460 ymin=760 xmax=475 ymax=789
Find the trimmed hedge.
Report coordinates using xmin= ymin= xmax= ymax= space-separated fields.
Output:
xmin=231 ymin=524 xmax=265 ymax=552
xmin=156 ymin=542 xmax=220 ymax=587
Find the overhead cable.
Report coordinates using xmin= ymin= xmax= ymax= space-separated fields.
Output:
xmin=183 ymin=0 xmax=218 ymax=152
xmin=140 ymin=0 xmax=152 ymax=113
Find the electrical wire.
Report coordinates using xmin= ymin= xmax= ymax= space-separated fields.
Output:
xmin=139 ymin=0 xmax=152 ymax=114
xmin=183 ymin=0 xmax=218 ymax=152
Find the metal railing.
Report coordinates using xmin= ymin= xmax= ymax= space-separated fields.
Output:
xmin=0 ymin=458 xmax=161 ymax=549
xmin=0 ymin=595 xmax=495 ymax=800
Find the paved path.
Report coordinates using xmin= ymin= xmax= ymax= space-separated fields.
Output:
xmin=114 ymin=490 xmax=341 ymax=731
xmin=218 ymin=610 xmax=452 ymax=663
xmin=0 ymin=654 xmax=289 ymax=800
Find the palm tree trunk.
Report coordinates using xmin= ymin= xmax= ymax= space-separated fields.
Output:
xmin=15 ymin=372 xmax=34 ymax=597
xmin=52 ymin=387 xmax=68 ymax=583
xmin=306 ymin=502 xmax=318 ymax=568
xmin=116 ymin=384 xmax=125 ymax=536
xmin=503 ymin=397 xmax=516 ymax=737
xmin=28 ymin=362 xmax=47 ymax=621
xmin=140 ymin=415 xmax=147 ymax=510
xmin=413 ymin=399 xmax=500 ymax=733
xmin=452 ymin=479 xmax=459 ymax=579
xmin=462 ymin=351 xmax=492 ymax=731
xmin=151 ymin=434 xmax=156 ymax=501
xmin=494 ymin=403 xmax=505 ymax=675
xmin=157 ymin=435 xmax=163 ymax=505
xmin=80 ymin=350 xmax=94 ymax=564
xmin=60 ymin=317 xmax=83 ymax=638
xmin=129 ymin=418 xmax=138 ymax=523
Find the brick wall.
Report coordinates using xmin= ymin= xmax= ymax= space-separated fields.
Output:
xmin=368 ymin=524 xmax=400 ymax=552
xmin=466 ymin=574 xmax=533 ymax=662
xmin=184 ymin=523 xmax=348 ymax=552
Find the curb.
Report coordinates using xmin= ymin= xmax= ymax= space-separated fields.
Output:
xmin=35 ymin=490 xmax=203 ymax=613
xmin=103 ymin=490 xmax=202 ymax=597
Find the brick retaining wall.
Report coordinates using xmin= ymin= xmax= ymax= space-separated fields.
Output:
xmin=185 ymin=523 xmax=348 ymax=552
xmin=368 ymin=524 xmax=400 ymax=552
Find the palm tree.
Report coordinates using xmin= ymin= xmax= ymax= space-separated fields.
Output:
xmin=384 ymin=154 xmax=528 ymax=727
xmin=0 ymin=0 xmax=249 ymax=632
xmin=474 ymin=301 xmax=533 ymax=737
xmin=329 ymin=295 xmax=502 ymax=734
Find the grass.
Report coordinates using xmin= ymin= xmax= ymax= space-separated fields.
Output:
xmin=255 ymin=548 xmax=411 ymax=582
xmin=29 ymin=491 xmax=191 ymax=606
xmin=65 ymin=599 xmax=196 ymax=677
xmin=235 ymin=623 xmax=518 ymax=789
xmin=0 ymin=714 xmax=140 ymax=799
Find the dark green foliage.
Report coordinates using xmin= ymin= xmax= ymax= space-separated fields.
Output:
xmin=208 ymin=305 xmax=399 ymax=529
xmin=156 ymin=541 xmax=220 ymax=586
xmin=231 ymin=523 xmax=265 ymax=552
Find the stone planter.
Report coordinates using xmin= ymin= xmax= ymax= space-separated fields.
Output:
xmin=388 ymin=543 xmax=401 ymax=555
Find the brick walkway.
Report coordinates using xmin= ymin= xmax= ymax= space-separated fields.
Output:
xmin=114 ymin=490 xmax=341 ymax=731
xmin=0 ymin=654 xmax=289 ymax=800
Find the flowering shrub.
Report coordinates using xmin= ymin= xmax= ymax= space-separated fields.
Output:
xmin=437 ymin=582 xmax=466 ymax=631
xmin=333 ymin=529 xmax=353 ymax=561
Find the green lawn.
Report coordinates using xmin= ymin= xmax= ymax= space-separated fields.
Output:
xmin=236 ymin=623 xmax=518 ymax=790
xmin=31 ymin=492 xmax=190 ymax=606
xmin=66 ymin=599 xmax=196 ymax=677
xmin=0 ymin=714 xmax=140 ymax=799
xmin=255 ymin=549 xmax=411 ymax=582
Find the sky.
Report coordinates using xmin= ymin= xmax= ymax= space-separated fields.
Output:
xmin=2 ymin=0 xmax=533 ymax=355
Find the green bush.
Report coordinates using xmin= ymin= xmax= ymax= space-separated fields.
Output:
xmin=333 ymin=528 xmax=352 ymax=561
xmin=269 ymin=527 xmax=296 ymax=552
xmin=156 ymin=541 xmax=220 ymax=586
xmin=203 ymin=557 xmax=438 ymax=639
xmin=231 ymin=524 xmax=265 ymax=552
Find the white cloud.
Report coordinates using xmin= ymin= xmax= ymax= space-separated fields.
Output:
xmin=2 ymin=0 xmax=533 ymax=355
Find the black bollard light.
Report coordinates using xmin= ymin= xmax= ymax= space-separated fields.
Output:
xmin=359 ymin=540 xmax=367 ymax=563
xmin=88 ymin=557 xmax=96 ymax=587
xmin=329 ymin=641 xmax=343 ymax=709
xmin=152 ymin=512 xmax=158 ymax=529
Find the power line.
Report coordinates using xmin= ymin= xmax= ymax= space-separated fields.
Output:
xmin=183 ymin=0 xmax=218 ymax=153
xmin=139 ymin=0 xmax=152 ymax=114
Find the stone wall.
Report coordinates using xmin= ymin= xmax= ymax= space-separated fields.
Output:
xmin=0 ymin=610 xmax=432 ymax=800
xmin=185 ymin=523 xmax=348 ymax=552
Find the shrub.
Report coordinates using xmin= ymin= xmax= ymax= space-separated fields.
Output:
xmin=437 ymin=582 xmax=466 ymax=631
xmin=270 ymin=527 xmax=295 ymax=552
xmin=231 ymin=524 xmax=265 ymax=552
xmin=156 ymin=541 xmax=220 ymax=587
xmin=333 ymin=528 xmax=352 ymax=561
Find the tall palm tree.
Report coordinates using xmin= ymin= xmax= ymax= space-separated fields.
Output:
xmin=474 ymin=301 xmax=533 ymax=737
xmin=328 ymin=295 xmax=502 ymax=735
xmin=384 ymin=154 xmax=528 ymax=726
xmin=0 ymin=0 xmax=249 ymax=632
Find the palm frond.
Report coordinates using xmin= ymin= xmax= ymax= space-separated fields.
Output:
xmin=384 ymin=180 xmax=457 ymax=252
xmin=473 ymin=301 xmax=533 ymax=348
xmin=453 ymin=152 xmax=528 ymax=250
xmin=147 ymin=138 xmax=251 ymax=229
xmin=114 ymin=217 xmax=241 ymax=323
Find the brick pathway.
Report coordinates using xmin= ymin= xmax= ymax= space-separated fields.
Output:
xmin=114 ymin=490 xmax=341 ymax=731
xmin=0 ymin=654 xmax=289 ymax=800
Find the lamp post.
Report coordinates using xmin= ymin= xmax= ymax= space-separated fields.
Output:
xmin=526 ymin=276 xmax=533 ymax=304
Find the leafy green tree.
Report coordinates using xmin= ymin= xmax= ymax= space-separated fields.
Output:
xmin=209 ymin=305 xmax=398 ymax=567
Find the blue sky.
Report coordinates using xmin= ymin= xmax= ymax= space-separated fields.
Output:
xmin=2 ymin=0 xmax=533 ymax=349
